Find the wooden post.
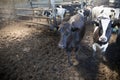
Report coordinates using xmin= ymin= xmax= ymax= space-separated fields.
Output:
xmin=28 ymin=0 xmax=33 ymax=8
xmin=50 ymin=0 xmax=55 ymax=17
xmin=80 ymin=0 xmax=83 ymax=8
xmin=28 ymin=0 xmax=34 ymax=21
xmin=48 ymin=0 xmax=51 ymax=8
xmin=90 ymin=0 xmax=94 ymax=6
xmin=50 ymin=0 xmax=57 ymax=29
xmin=12 ymin=0 xmax=16 ymax=20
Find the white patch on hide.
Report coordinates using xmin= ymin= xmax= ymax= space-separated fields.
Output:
xmin=92 ymin=43 xmax=109 ymax=52
xmin=99 ymin=19 xmax=110 ymax=42
xmin=94 ymin=27 xmax=99 ymax=33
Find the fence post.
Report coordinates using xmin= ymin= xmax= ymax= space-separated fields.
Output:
xmin=48 ymin=0 xmax=51 ymax=8
xmin=12 ymin=0 xmax=16 ymax=20
xmin=50 ymin=0 xmax=57 ymax=29
xmin=28 ymin=0 xmax=34 ymax=21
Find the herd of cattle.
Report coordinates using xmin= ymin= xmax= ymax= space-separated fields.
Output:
xmin=34 ymin=3 xmax=120 ymax=66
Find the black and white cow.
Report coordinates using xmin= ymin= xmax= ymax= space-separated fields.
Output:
xmin=92 ymin=6 xmax=120 ymax=56
xmin=42 ymin=3 xmax=87 ymax=21
xmin=55 ymin=5 xmax=67 ymax=20
xmin=92 ymin=21 xmax=113 ymax=56
xmin=77 ymin=8 xmax=92 ymax=21
xmin=42 ymin=10 xmax=52 ymax=18
xmin=58 ymin=4 xmax=82 ymax=16
xmin=33 ymin=5 xmax=67 ymax=21
xmin=58 ymin=13 xmax=86 ymax=66
xmin=33 ymin=8 xmax=52 ymax=19
xmin=92 ymin=14 xmax=114 ymax=56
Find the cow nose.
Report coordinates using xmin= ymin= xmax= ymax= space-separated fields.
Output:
xmin=99 ymin=37 xmax=107 ymax=42
xmin=58 ymin=44 xmax=65 ymax=49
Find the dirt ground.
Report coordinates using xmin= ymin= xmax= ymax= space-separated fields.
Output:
xmin=0 ymin=20 xmax=120 ymax=80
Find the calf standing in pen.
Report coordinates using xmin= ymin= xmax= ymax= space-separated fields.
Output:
xmin=58 ymin=13 xmax=86 ymax=66
xmin=92 ymin=6 xmax=120 ymax=57
xmin=92 ymin=14 xmax=113 ymax=57
xmin=41 ymin=5 xmax=67 ymax=20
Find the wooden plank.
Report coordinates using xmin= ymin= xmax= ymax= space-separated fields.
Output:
xmin=17 ymin=20 xmax=50 ymax=26
xmin=16 ymin=14 xmax=51 ymax=19
xmin=16 ymin=14 xmax=33 ymax=17
xmin=15 ymin=8 xmax=52 ymax=11
xmin=26 ymin=21 xmax=50 ymax=26
xmin=30 ymin=2 xmax=74 ymax=5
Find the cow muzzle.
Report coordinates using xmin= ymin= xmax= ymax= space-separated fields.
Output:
xmin=99 ymin=36 xmax=107 ymax=42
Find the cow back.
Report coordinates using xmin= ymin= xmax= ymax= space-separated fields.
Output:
xmin=69 ymin=14 xmax=85 ymax=29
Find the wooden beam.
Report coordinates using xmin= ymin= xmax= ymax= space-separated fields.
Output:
xmin=17 ymin=20 xmax=50 ymax=26
xmin=26 ymin=21 xmax=50 ymax=26
xmin=15 ymin=8 xmax=52 ymax=11
xmin=16 ymin=14 xmax=50 ymax=19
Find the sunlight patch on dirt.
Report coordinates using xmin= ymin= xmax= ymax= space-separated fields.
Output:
xmin=0 ymin=22 xmax=41 ymax=42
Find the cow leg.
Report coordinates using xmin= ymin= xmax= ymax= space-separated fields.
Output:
xmin=75 ymin=51 xmax=79 ymax=61
xmin=74 ymin=45 xmax=81 ymax=65
xmin=67 ymin=51 xmax=73 ymax=66
xmin=75 ymin=45 xmax=81 ymax=61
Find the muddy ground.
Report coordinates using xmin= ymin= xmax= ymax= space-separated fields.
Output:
xmin=0 ymin=20 xmax=120 ymax=80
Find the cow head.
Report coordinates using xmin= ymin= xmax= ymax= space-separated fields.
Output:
xmin=93 ymin=14 xmax=113 ymax=43
xmin=100 ymin=9 xmax=116 ymax=20
xmin=58 ymin=22 xmax=71 ymax=49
